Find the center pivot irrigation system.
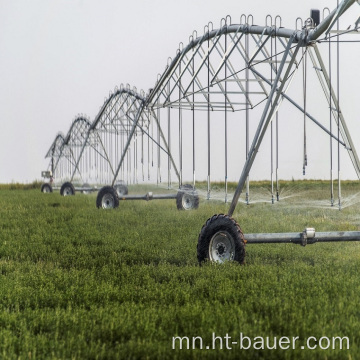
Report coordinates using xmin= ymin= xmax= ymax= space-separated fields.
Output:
xmin=43 ymin=0 xmax=360 ymax=262
xmin=42 ymin=86 xmax=200 ymax=210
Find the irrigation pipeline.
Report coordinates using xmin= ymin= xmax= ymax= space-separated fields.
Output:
xmin=245 ymin=228 xmax=360 ymax=246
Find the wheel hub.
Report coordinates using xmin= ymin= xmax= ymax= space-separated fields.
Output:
xmin=216 ymin=242 xmax=226 ymax=256
xmin=182 ymin=194 xmax=194 ymax=210
xmin=102 ymin=194 xmax=114 ymax=209
xmin=209 ymin=231 xmax=235 ymax=263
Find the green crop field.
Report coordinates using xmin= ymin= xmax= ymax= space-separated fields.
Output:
xmin=0 ymin=180 xmax=359 ymax=359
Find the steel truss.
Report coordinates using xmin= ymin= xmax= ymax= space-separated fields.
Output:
xmin=45 ymin=115 xmax=91 ymax=184
xmin=145 ymin=2 xmax=360 ymax=202
xmin=45 ymin=0 xmax=360 ymax=206
xmin=69 ymin=85 xmax=149 ymax=186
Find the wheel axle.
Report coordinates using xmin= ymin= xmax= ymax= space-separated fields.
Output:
xmin=96 ymin=184 xmax=199 ymax=210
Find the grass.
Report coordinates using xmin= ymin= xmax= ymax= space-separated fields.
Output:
xmin=0 ymin=180 xmax=359 ymax=359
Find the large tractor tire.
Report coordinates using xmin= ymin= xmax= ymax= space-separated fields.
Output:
xmin=41 ymin=183 xmax=53 ymax=193
xmin=96 ymin=186 xmax=119 ymax=209
xmin=176 ymin=184 xmax=199 ymax=210
xmin=60 ymin=182 xmax=75 ymax=196
xmin=197 ymin=214 xmax=246 ymax=264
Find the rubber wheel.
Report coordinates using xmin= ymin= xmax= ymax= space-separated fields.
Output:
xmin=41 ymin=183 xmax=53 ymax=193
xmin=114 ymin=184 xmax=128 ymax=196
xmin=176 ymin=184 xmax=199 ymax=210
xmin=60 ymin=182 xmax=75 ymax=196
xmin=197 ymin=214 xmax=246 ymax=264
xmin=96 ymin=186 xmax=119 ymax=209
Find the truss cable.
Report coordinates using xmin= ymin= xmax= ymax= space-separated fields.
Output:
xmin=168 ymin=81 xmax=171 ymax=189
xmin=98 ymin=138 xmax=100 ymax=184
xmin=302 ymin=42 xmax=308 ymax=176
xmin=157 ymin=102 xmax=161 ymax=185
xmin=124 ymin=118 xmax=127 ymax=181
xmin=86 ymin=129 xmax=88 ymax=182
xmin=100 ymin=136 xmax=103 ymax=184
xmin=115 ymin=126 xmax=119 ymax=182
xmin=329 ymin=33 xmax=334 ymax=206
xmin=103 ymin=126 xmax=106 ymax=184
xmin=106 ymin=125 xmax=109 ymax=183
xmin=105 ymin=130 xmax=107 ymax=183
xmin=110 ymin=123 xmax=113 ymax=184
xmin=68 ymin=154 xmax=71 ymax=181
xmin=128 ymin=146 xmax=131 ymax=185
xmin=97 ymin=137 xmax=100 ymax=184
xmin=116 ymin=130 xmax=119 ymax=183
xmin=337 ymin=1 xmax=341 ymax=210
xmin=125 ymin=136 xmax=128 ymax=185
xmin=192 ymin=52 xmax=196 ymax=188
xmin=121 ymin=129 xmax=124 ymax=182
xmin=110 ymin=123 xmax=113 ymax=183
xmin=117 ymin=126 xmax=120 ymax=182
xmin=269 ymin=22 xmax=275 ymax=204
xmin=81 ymin=145 xmax=84 ymax=183
xmin=125 ymin=145 xmax=127 ymax=185
xmin=151 ymin=107 xmax=154 ymax=169
xmin=110 ymin=120 xmax=113 ymax=184
xmin=132 ymin=134 xmax=135 ymax=184
xmin=88 ymin=143 xmax=90 ymax=183
xmin=134 ymin=134 xmax=137 ymax=184
xmin=265 ymin=18 xmax=274 ymax=203
xmin=179 ymin=55 xmax=183 ymax=187
xmin=90 ymin=147 xmax=92 ymax=184
xmin=84 ymin=143 xmax=87 ymax=183
xmin=126 ymin=135 xmax=128 ymax=185
xmin=108 ymin=121 xmax=110 ymax=183
xmin=245 ymin=25 xmax=250 ymax=205
xmin=99 ymin=135 xmax=104 ymax=185
xmin=207 ymin=24 xmax=211 ymax=200
xmin=78 ymin=144 xmax=81 ymax=183
xmin=137 ymin=109 xmax=140 ymax=183
xmin=141 ymin=130 xmax=144 ymax=181
xmin=76 ymin=143 xmax=79 ymax=182
xmin=148 ymin=109 xmax=151 ymax=181
xmin=107 ymin=111 xmax=110 ymax=182
xmin=275 ymin=16 xmax=281 ymax=202
xmin=224 ymin=23 xmax=228 ymax=203
xmin=275 ymin=42 xmax=280 ymax=201
xmin=95 ymin=140 xmax=98 ymax=184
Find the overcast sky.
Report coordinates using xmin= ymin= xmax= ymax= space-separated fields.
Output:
xmin=0 ymin=0 xmax=359 ymax=184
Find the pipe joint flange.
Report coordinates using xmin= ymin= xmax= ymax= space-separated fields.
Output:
xmin=301 ymin=227 xmax=315 ymax=246
xmin=301 ymin=230 xmax=307 ymax=247
xmin=146 ymin=192 xmax=153 ymax=201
